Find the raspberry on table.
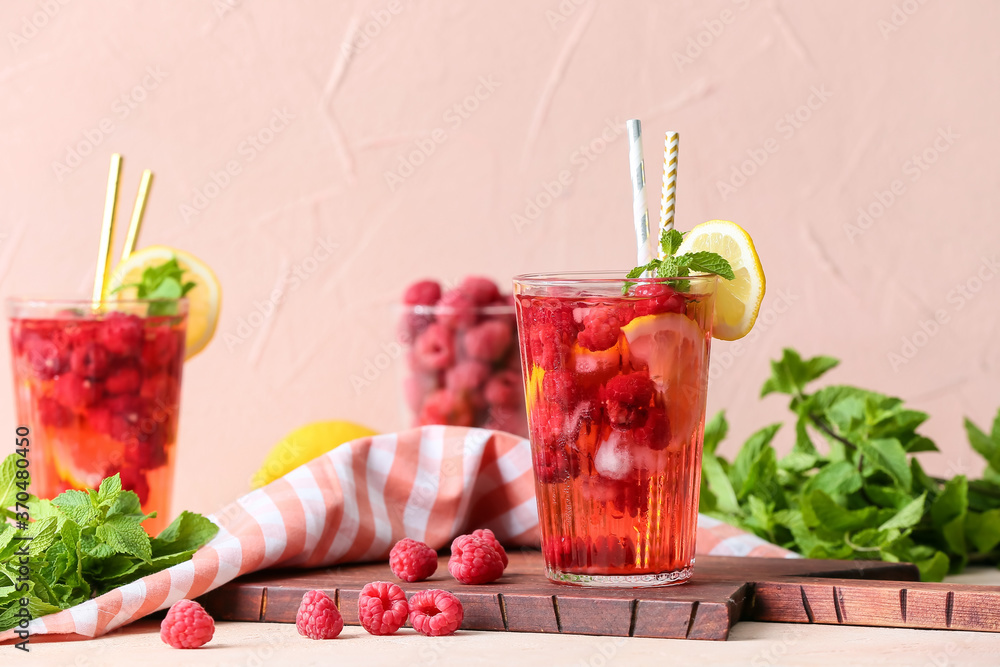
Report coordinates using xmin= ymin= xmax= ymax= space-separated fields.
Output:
xmin=464 ymin=320 xmax=513 ymax=362
xmin=296 ymin=589 xmax=344 ymax=640
xmin=403 ymin=279 xmax=443 ymax=306
xmin=413 ymin=323 xmax=455 ymax=371
xmin=160 ymin=599 xmax=215 ymax=649
xmin=448 ymin=535 xmax=505 ymax=584
xmin=357 ymin=581 xmax=409 ymax=635
xmin=467 ymin=528 xmax=508 ymax=568
xmin=389 ymin=538 xmax=439 ymax=582
xmin=70 ymin=341 xmax=111 ymax=379
xmin=577 ymin=307 xmax=621 ymax=352
xmin=408 ymin=589 xmax=464 ymax=637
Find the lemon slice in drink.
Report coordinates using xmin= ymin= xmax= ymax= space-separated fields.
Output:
xmin=676 ymin=220 xmax=765 ymax=341
xmin=108 ymin=245 xmax=221 ymax=359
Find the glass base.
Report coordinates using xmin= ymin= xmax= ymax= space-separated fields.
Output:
xmin=544 ymin=562 xmax=694 ymax=588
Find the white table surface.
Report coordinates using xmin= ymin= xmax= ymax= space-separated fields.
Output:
xmin=8 ymin=568 xmax=1000 ymax=666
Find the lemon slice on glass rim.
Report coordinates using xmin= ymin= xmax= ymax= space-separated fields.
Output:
xmin=676 ymin=220 xmax=765 ymax=341
xmin=107 ymin=245 xmax=221 ymax=359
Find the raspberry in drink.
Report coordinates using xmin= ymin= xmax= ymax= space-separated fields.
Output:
xmin=514 ymin=273 xmax=717 ymax=586
xmin=8 ymin=300 xmax=187 ymax=535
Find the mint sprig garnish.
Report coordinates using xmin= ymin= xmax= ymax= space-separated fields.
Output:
xmin=624 ymin=228 xmax=735 ymax=293
xmin=113 ymin=257 xmax=196 ymax=316
xmin=701 ymin=348 xmax=1000 ymax=582
xmin=0 ymin=466 xmax=218 ymax=631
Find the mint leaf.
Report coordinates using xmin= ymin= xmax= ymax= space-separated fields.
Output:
xmin=761 ymin=350 xmax=840 ymax=398
xmin=676 ymin=251 xmax=735 ymax=280
xmin=992 ymin=407 xmax=1000 ymax=444
xmin=966 ymin=417 xmax=1000 ymax=470
xmin=702 ymin=454 xmax=739 ymax=514
xmin=96 ymin=515 xmax=152 ymax=563
xmin=151 ymin=511 xmax=219 ymax=558
xmin=965 ymin=509 xmax=1000 ymax=554
xmin=703 ymin=411 xmax=728 ymax=455
xmin=52 ymin=489 xmax=99 ymax=526
xmin=660 ymin=228 xmax=684 ymax=257
xmin=0 ymin=454 xmax=20 ymax=515
xmin=97 ymin=474 xmax=122 ymax=507
xmin=627 ymin=226 xmax=739 ymax=286
xmin=879 ymin=493 xmax=926 ymax=531
xmin=807 ymin=489 xmax=879 ymax=532
xmin=857 ymin=437 xmax=912 ymax=490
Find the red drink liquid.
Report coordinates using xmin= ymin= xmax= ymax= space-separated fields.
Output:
xmin=8 ymin=301 xmax=187 ymax=535
xmin=514 ymin=275 xmax=716 ymax=586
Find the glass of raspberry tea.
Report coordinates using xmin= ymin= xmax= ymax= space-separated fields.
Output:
xmin=513 ymin=272 xmax=717 ymax=587
xmin=399 ymin=277 xmax=528 ymax=438
xmin=7 ymin=298 xmax=188 ymax=535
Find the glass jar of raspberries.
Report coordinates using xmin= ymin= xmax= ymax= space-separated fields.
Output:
xmin=399 ymin=277 xmax=527 ymax=437
xmin=7 ymin=298 xmax=188 ymax=534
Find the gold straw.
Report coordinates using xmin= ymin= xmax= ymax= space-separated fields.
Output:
xmin=121 ymin=169 xmax=153 ymax=262
xmin=659 ymin=132 xmax=679 ymax=249
xmin=93 ymin=154 xmax=123 ymax=303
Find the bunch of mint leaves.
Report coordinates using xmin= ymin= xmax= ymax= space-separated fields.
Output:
xmin=113 ymin=257 xmax=196 ymax=316
xmin=701 ymin=348 xmax=1000 ymax=581
xmin=625 ymin=228 xmax=735 ymax=293
xmin=0 ymin=460 xmax=218 ymax=631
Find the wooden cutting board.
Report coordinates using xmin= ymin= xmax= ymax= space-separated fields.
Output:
xmin=198 ymin=552 xmax=1000 ymax=640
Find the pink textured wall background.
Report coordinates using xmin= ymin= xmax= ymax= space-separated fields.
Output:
xmin=1 ymin=1 xmax=998 ymax=519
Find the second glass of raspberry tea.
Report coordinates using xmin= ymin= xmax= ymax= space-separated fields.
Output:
xmin=514 ymin=272 xmax=717 ymax=586
xmin=8 ymin=298 xmax=188 ymax=535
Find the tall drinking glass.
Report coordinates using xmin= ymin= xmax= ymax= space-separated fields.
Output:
xmin=7 ymin=299 xmax=188 ymax=534
xmin=514 ymin=273 xmax=716 ymax=586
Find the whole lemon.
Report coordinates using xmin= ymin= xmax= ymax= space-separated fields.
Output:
xmin=251 ymin=421 xmax=378 ymax=489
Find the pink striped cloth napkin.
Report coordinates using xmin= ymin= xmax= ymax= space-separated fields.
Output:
xmin=1 ymin=426 xmax=792 ymax=642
